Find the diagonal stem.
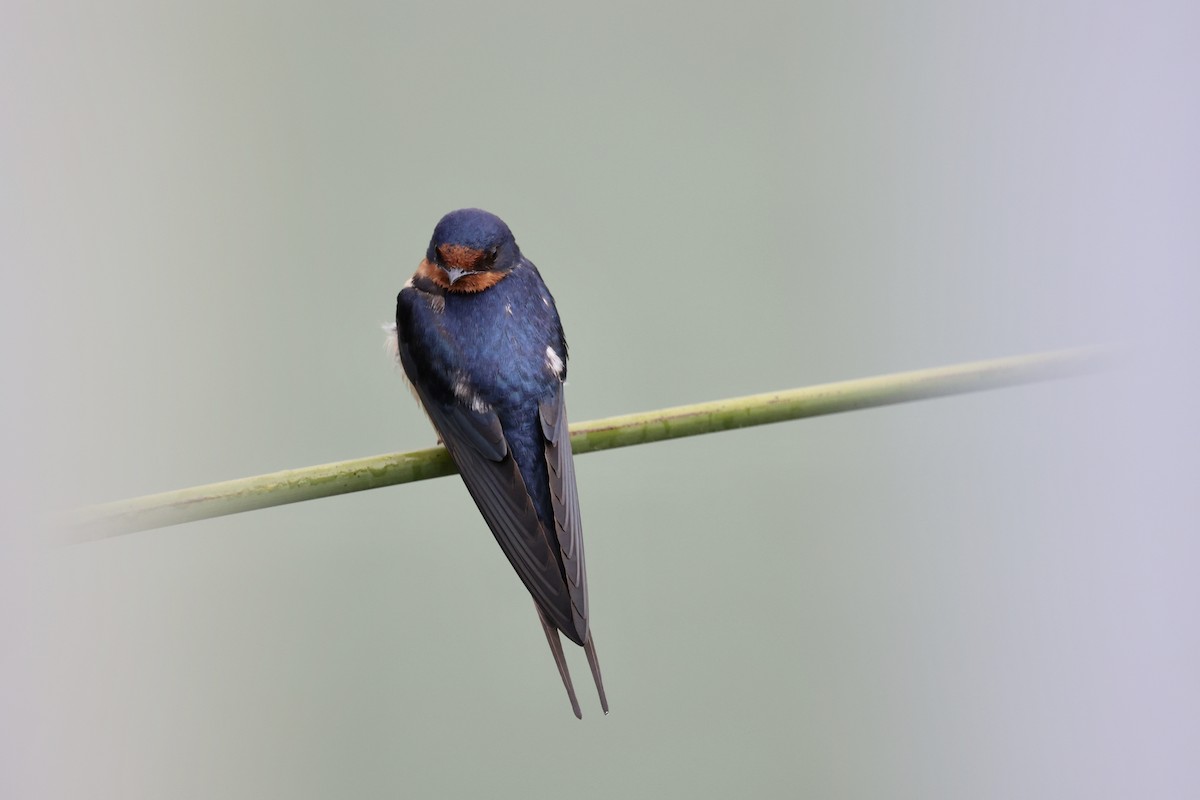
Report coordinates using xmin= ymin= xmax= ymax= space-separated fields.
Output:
xmin=59 ymin=347 xmax=1111 ymax=541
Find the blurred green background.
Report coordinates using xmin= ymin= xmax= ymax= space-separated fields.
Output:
xmin=3 ymin=1 xmax=1198 ymax=797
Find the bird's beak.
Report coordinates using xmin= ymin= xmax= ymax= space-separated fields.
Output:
xmin=443 ymin=266 xmax=470 ymax=285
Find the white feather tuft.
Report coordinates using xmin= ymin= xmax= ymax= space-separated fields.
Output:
xmin=382 ymin=322 xmax=401 ymax=365
xmin=454 ymin=375 xmax=492 ymax=413
xmin=545 ymin=346 xmax=565 ymax=379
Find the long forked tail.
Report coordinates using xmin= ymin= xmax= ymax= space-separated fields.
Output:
xmin=536 ymin=604 xmax=581 ymax=719
xmin=584 ymin=633 xmax=609 ymax=715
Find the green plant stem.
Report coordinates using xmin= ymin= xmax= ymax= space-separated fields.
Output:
xmin=61 ymin=347 xmax=1109 ymax=541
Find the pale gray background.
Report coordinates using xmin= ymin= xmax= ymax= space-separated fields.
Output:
xmin=3 ymin=1 xmax=1198 ymax=798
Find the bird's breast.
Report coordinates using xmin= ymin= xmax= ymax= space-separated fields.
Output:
xmin=440 ymin=286 xmax=559 ymax=409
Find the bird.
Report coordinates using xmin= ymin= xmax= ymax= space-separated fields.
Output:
xmin=390 ymin=208 xmax=607 ymax=718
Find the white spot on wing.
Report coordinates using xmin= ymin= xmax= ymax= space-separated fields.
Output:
xmin=402 ymin=277 xmax=414 ymax=289
xmin=454 ymin=375 xmax=492 ymax=414
xmin=504 ymin=303 xmax=513 ymax=316
xmin=545 ymin=346 xmax=565 ymax=379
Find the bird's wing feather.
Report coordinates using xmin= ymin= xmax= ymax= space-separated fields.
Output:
xmin=540 ymin=384 xmax=589 ymax=642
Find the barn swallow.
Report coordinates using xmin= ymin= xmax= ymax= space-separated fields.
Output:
xmin=391 ymin=208 xmax=606 ymax=718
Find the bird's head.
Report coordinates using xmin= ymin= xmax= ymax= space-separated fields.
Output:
xmin=420 ymin=208 xmax=521 ymax=293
